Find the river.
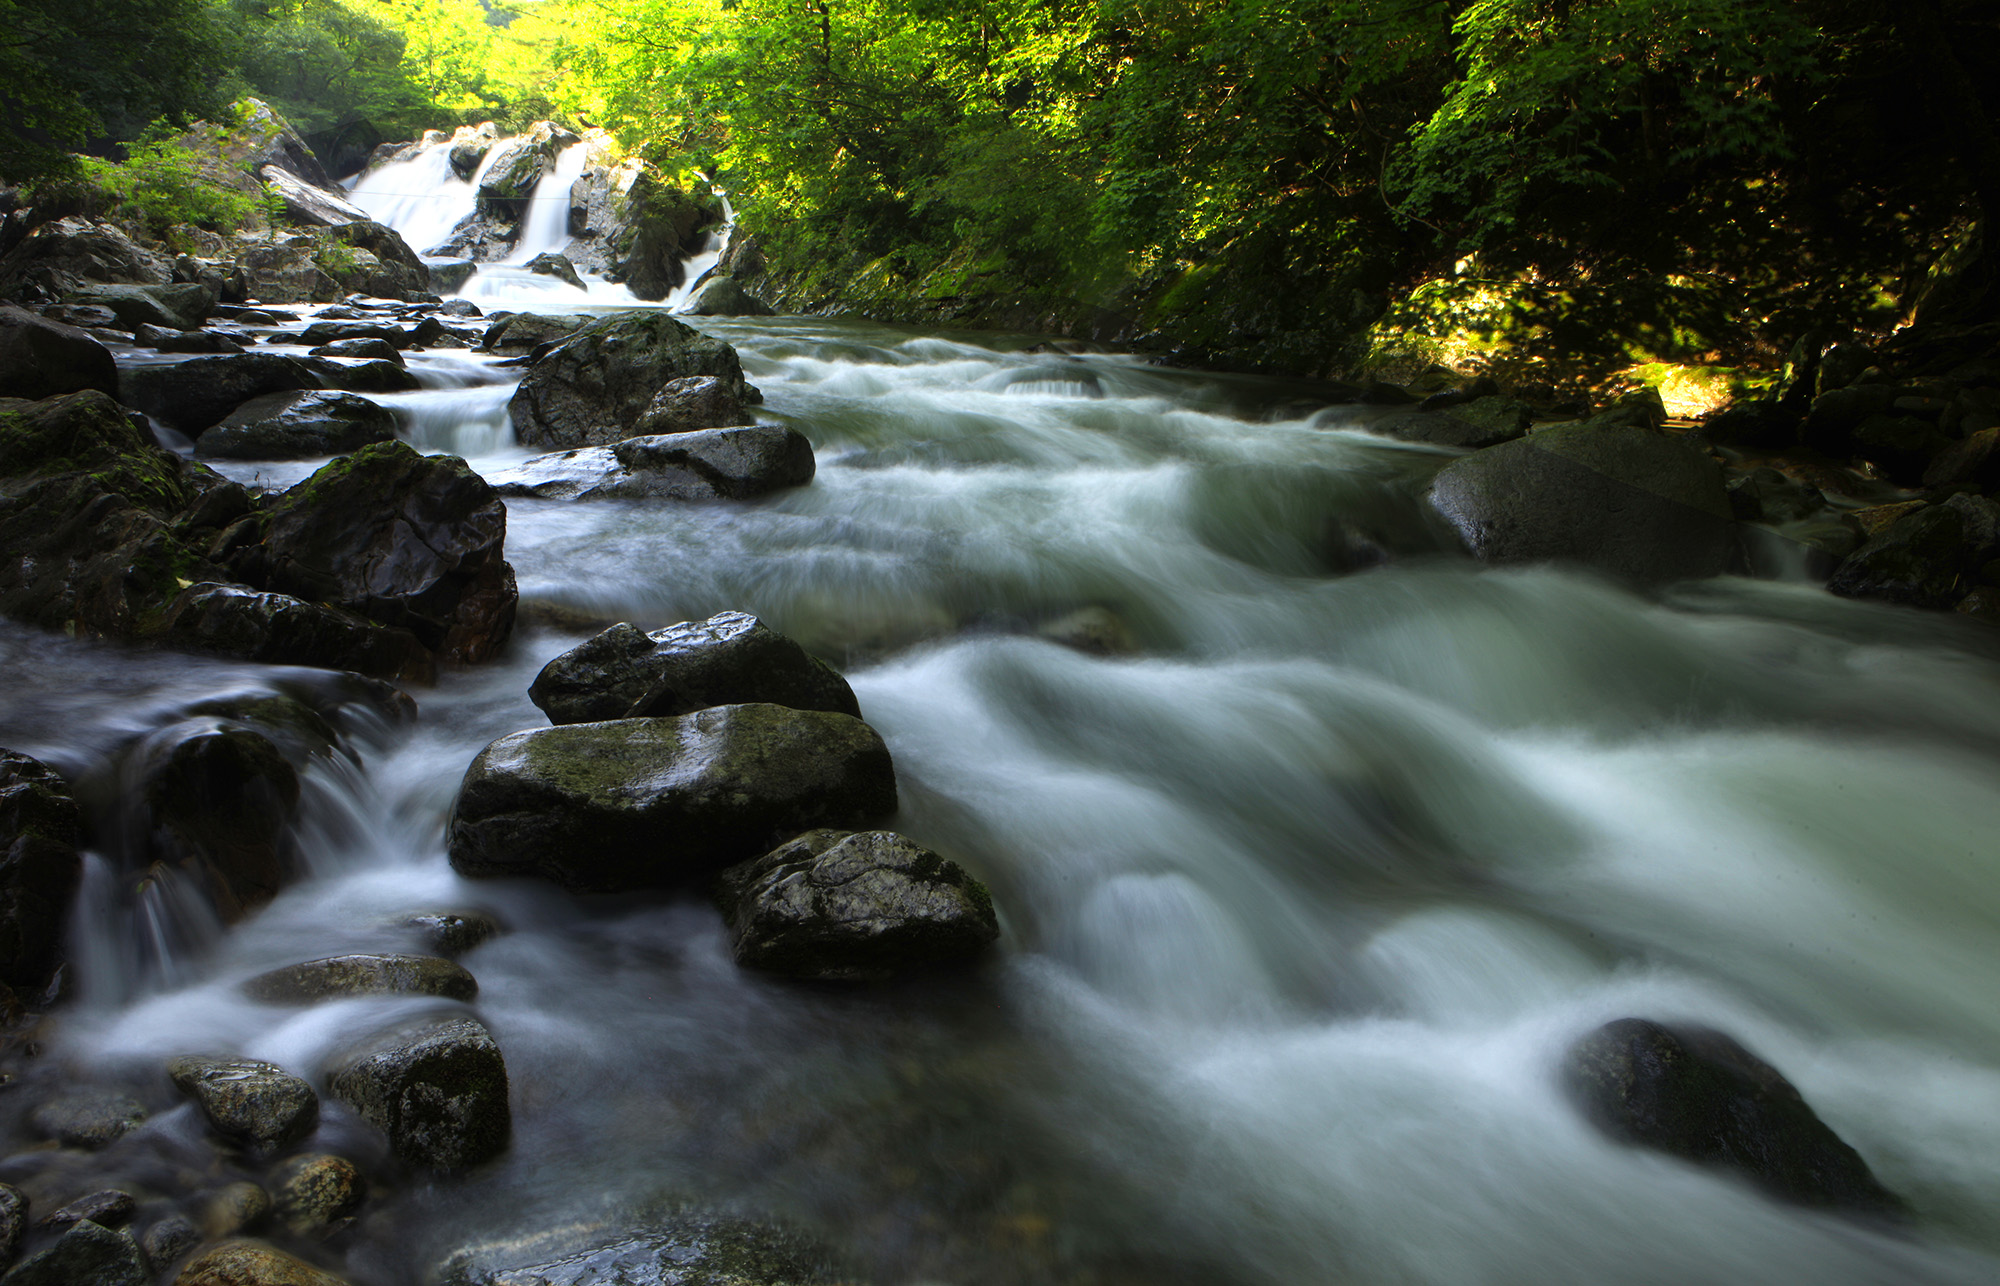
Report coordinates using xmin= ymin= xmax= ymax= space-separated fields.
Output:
xmin=5 ymin=274 xmax=2000 ymax=1283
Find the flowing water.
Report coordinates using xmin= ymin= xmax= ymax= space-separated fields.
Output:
xmin=7 ymin=164 xmax=2000 ymax=1284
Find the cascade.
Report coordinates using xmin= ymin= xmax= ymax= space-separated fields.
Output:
xmin=503 ymin=142 xmax=590 ymax=264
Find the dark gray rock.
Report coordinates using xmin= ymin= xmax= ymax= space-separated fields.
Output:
xmin=507 ymin=311 xmax=759 ymax=450
xmin=1828 ymin=494 xmax=2000 ymax=610
xmin=298 ymin=320 xmax=407 ymax=348
xmin=244 ymin=954 xmax=476 ymax=1004
xmin=716 ymin=829 xmax=999 ymax=981
xmin=0 ymin=306 xmax=117 ymax=400
xmin=40 ymin=1190 xmax=135 ymax=1230
xmin=0 ymin=750 xmax=82 ymax=992
xmin=0 ymin=1219 xmax=147 ymax=1286
xmin=684 ymin=275 xmax=774 ymax=317
xmin=129 ymin=718 xmax=300 ymax=920
xmin=195 ymin=390 xmax=397 ymax=460
xmin=524 ymin=253 xmax=583 ymax=291
xmin=118 ymin=353 xmax=323 ymax=436
xmin=1426 ymin=423 xmax=1735 ymax=584
xmin=138 ymin=1215 xmax=198 ymax=1270
xmin=259 ymin=165 xmax=371 ymax=227
xmin=633 ymin=375 xmax=753 ymax=435
xmin=401 ymin=911 xmax=501 ymax=958
xmin=168 ymin=1055 xmax=319 ymax=1151
xmin=133 ymin=324 xmax=243 ymax=354
xmin=0 ymin=1184 xmax=22 ymax=1265
xmin=161 ymin=584 xmax=436 ymax=685
xmin=308 ymin=337 xmax=403 ymax=365
xmin=428 ymin=259 xmax=479 ymax=293
xmin=476 ymin=124 xmax=580 ymax=224
xmin=297 ymin=356 xmax=421 ymax=394
xmin=434 ymin=1212 xmax=843 ymax=1286
xmin=272 ymin=1154 xmax=363 ymax=1233
xmin=29 ymin=1091 xmax=146 ymax=1148
xmin=328 ymin=1016 xmax=509 ymax=1171
xmin=488 ymin=426 xmax=812 ymax=502
xmin=0 ymin=216 xmax=170 ymax=297
xmin=480 ymin=312 xmax=588 ymax=352
xmin=65 ymin=282 xmax=215 ymax=331
xmin=448 ymin=704 xmax=898 ymax=892
xmin=1373 ymin=408 xmax=1516 ymax=451
xmin=562 ymin=162 xmax=719 ymax=300
xmin=1563 ymin=1018 xmax=1903 ymax=1217
xmin=172 ymin=1240 xmax=347 ymax=1286
xmin=253 ymin=441 xmax=517 ymax=664
xmin=529 ymin=613 xmax=858 ymax=727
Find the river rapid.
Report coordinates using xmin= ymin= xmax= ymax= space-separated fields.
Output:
xmin=6 ymin=299 xmax=2000 ymax=1284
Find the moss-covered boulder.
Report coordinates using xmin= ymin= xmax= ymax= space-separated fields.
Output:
xmin=447 ymin=704 xmax=898 ymax=892
xmin=244 ymin=953 xmax=476 ymax=1004
xmin=251 ymin=441 xmax=517 ymax=664
xmin=271 ymin=1155 xmax=364 ymax=1234
xmin=715 ymin=829 xmax=998 ymax=981
xmin=1563 ymin=1018 xmax=1903 ymax=1218
xmin=0 ymin=305 xmax=117 ymax=400
xmin=565 ymin=157 xmax=721 ymax=300
xmin=508 ymin=311 xmax=759 ymax=450
xmin=327 ymin=1016 xmax=509 ymax=1171
xmin=168 ymin=1055 xmax=319 ymax=1153
xmin=0 ymin=750 xmax=83 ymax=993
xmin=529 ymin=613 xmax=858 ymax=726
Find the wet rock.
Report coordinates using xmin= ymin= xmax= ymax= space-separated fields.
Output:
xmin=0 ymin=306 xmax=117 ymax=400
xmin=0 ymin=1183 xmax=22 ymax=1264
xmin=716 ymin=829 xmax=999 ymax=981
xmin=168 ymin=1055 xmax=319 ymax=1151
xmin=307 ymin=338 xmax=402 ymax=365
xmin=427 ymin=259 xmax=477 ymax=294
xmin=119 ymin=354 xmax=323 ymax=437
xmin=36 ymin=303 xmax=122 ymax=331
xmin=476 ymin=123 xmax=580 ymax=225
xmin=68 ymin=282 xmax=216 ymax=331
xmin=684 ymin=275 xmax=774 ymax=317
xmin=1924 ymin=426 xmax=2000 ymax=491
xmin=479 ymin=312 xmax=588 ymax=352
xmin=0 ymin=751 xmax=83 ymax=992
xmin=296 ymin=356 xmax=420 ymax=394
xmin=1799 ymin=384 xmax=1896 ymax=453
xmin=434 ymin=1212 xmax=843 ymax=1286
xmin=1 ymin=1219 xmax=148 ymax=1286
xmin=487 ymin=426 xmax=813 ymax=502
xmin=41 ymin=1189 xmax=136 ymax=1230
xmin=1702 ymin=400 xmax=1797 ymax=449
xmin=529 ymin=613 xmax=858 ymax=726
xmin=131 ymin=719 xmax=300 ymax=919
xmin=327 ymin=1015 xmax=509 ymax=1171
xmin=195 ymin=391 xmax=398 ymax=460
xmin=134 ymin=324 xmax=244 ymax=355
xmin=436 ymin=296 xmax=482 ymax=318
xmin=563 ymin=160 xmax=719 ymax=300
xmin=244 ymin=954 xmax=476 ymax=1004
xmin=448 ymin=704 xmax=897 ymax=892
xmin=525 ymin=253 xmax=583 ymax=291
xmin=140 ymin=1215 xmax=200 ymax=1270
xmin=316 ymin=223 xmax=434 ymax=301
xmin=233 ymin=237 xmax=340 ymax=305
xmin=633 ymin=375 xmax=754 ymax=435
xmin=1849 ymin=413 xmax=1950 ymax=485
xmin=30 ymin=1090 xmax=147 ymax=1149
xmin=1827 ymin=494 xmax=2000 ymax=610
xmin=449 ymin=125 xmax=499 ymax=180
xmin=401 ymin=911 xmax=501 ymax=958
xmin=160 ymin=584 xmax=435 ymax=685
xmin=0 ymin=216 xmax=171 ymax=296
xmin=1563 ymin=1017 xmax=1903 ymax=1217
xmin=271 ymin=1155 xmax=363 ymax=1234
xmin=255 ymin=441 xmax=517 ymax=664
xmin=1426 ymin=423 xmax=1735 ymax=584
xmin=508 ymin=310 xmax=759 ymax=450
xmin=1725 ymin=468 xmax=1825 ymax=525
xmin=172 ymin=1240 xmax=349 ymax=1285
xmin=1037 ymin=605 xmax=1138 ymax=655
xmin=297 ymin=320 xmax=406 ymax=348
xmin=201 ymin=1184 xmax=271 ymax=1241
xmin=1373 ymin=408 xmax=1518 ymax=451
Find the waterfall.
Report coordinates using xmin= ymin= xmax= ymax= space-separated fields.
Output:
xmin=349 ymin=140 xmax=504 ymax=257
xmin=504 ymin=143 xmax=590 ymax=265
xmin=663 ymin=188 xmax=736 ymax=312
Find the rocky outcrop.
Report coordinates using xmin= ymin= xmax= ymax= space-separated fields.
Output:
xmin=260 ymin=166 xmax=372 ymax=227
xmin=1827 ymin=493 xmax=2000 ymax=610
xmin=449 ymin=124 xmax=501 ymax=180
xmin=0 ymin=305 xmax=117 ymax=399
xmin=1563 ymin=1018 xmax=1903 ymax=1218
xmin=249 ymin=441 xmax=517 ymax=664
xmin=245 ymin=953 xmax=476 ymax=1004
xmin=1427 ymin=422 xmax=1735 ymax=584
xmin=0 ymin=750 xmax=83 ymax=993
xmin=0 ymin=217 xmax=170 ymax=299
xmin=447 ymin=704 xmax=898 ymax=891
xmin=168 ymin=1055 xmax=320 ymax=1152
xmin=194 ymin=390 xmax=398 ymax=460
xmin=715 ymin=829 xmax=999 ymax=981
xmin=328 ymin=1016 xmax=510 ymax=1171
xmin=528 ymin=613 xmax=859 ymax=726
xmin=508 ymin=311 xmax=759 ymax=449
xmin=231 ymin=224 xmax=432 ymax=305
xmin=119 ymin=353 xmax=324 ymax=436
xmin=487 ymin=426 xmax=813 ymax=502
xmin=684 ymin=275 xmax=774 ymax=317
xmin=564 ymin=156 xmax=720 ymax=300
xmin=479 ymin=123 xmax=580 ymax=223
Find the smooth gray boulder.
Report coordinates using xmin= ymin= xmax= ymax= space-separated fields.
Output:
xmin=716 ymin=829 xmax=999 ymax=981
xmin=507 ymin=310 xmax=759 ymax=449
xmin=259 ymin=164 xmax=373 ymax=227
xmin=529 ymin=613 xmax=859 ymax=726
xmin=65 ymin=282 xmax=214 ymax=330
xmin=486 ymin=426 xmax=813 ymax=502
xmin=0 ymin=306 xmax=117 ymax=400
xmin=328 ymin=1016 xmax=509 ymax=1171
xmin=1426 ymin=423 xmax=1734 ymax=583
xmin=244 ymin=953 xmax=476 ymax=1004
xmin=29 ymin=1091 xmax=146 ymax=1149
xmin=447 ymin=704 xmax=897 ymax=892
xmin=194 ymin=390 xmax=397 ymax=459
xmin=168 ymin=1056 xmax=319 ymax=1152
xmin=1564 ymin=1018 xmax=1903 ymax=1218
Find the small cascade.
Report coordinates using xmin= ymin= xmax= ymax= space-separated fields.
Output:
xmin=505 ymin=143 xmax=590 ymax=265
xmin=665 ymin=189 xmax=736 ymax=312
xmin=350 ymin=142 xmax=490 ymax=257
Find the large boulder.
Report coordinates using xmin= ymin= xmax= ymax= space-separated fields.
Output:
xmin=65 ymin=281 xmax=217 ymax=330
xmin=528 ymin=613 xmax=859 ymax=726
xmin=244 ymin=953 xmax=476 ymax=1004
xmin=448 ymin=123 xmax=501 ymax=180
xmin=447 ymin=704 xmax=898 ymax=891
xmin=480 ymin=312 xmax=589 ymax=353
xmin=0 ymin=216 xmax=171 ymax=299
xmin=232 ymin=236 xmax=340 ymax=304
xmin=715 ymin=829 xmax=999 ymax=981
xmin=202 ymin=98 xmax=340 ymax=191
xmin=160 ymin=583 xmax=436 ymax=685
xmin=478 ymin=123 xmax=581 ymax=222
xmin=250 ymin=441 xmax=517 ymax=663
xmin=487 ymin=426 xmax=813 ymax=502
xmin=1426 ymin=423 xmax=1735 ymax=584
xmin=0 ymin=306 xmax=116 ymax=399
xmin=119 ymin=353 xmax=323 ymax=436
xmin=1563 ymin=1018 xmax=1903 ymax=1217
xmin=0 ymin=750 xmax=83 ymax=993
xmin=195 ymin=391 xmax=398 ymax=460
xmin=684 ymin=275 xmax=774 ymax=317
xmin=319 ymin=221 xmax=433 ymax=300
xmin=507 ymin=310 xmax=759 ymax=449
xmin=173 ymin=1240 xmax=349 ymax=1286
xmin=1827 ymin=493 xmax=2000 ymax=610
xmin=327 ymin=1016 xmax=510 ymax=1171
xmin=298 ymin=356 xmax=421 ymax=394
xmin=634 ymin=375 xmax=753 ymax=435
xmin=2 ymin=1219 xmax=148 ymax=1286
xmin=260 ymin=166 xmax=371 ymax=228
xmin=130 ymin=718 xmax=301 ymax=920
xmin=564 ymin=158 xmax=720 ymax=300
xmin=168 ymin=1055 xmax=319 ymax=1153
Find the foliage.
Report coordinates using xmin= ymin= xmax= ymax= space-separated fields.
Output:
xmin=58 ymin=123 xmax=266 ymax=235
